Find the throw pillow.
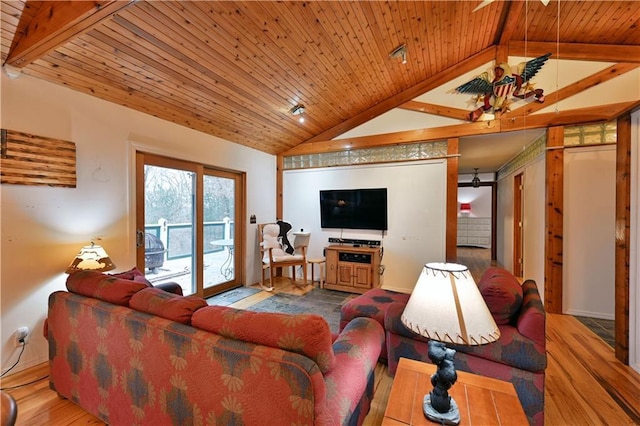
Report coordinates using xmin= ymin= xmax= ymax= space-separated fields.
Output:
xmin=478 ymin=267 xmax=523 ymax=325
xmin=109 ymin=266 xmax=153 ymax=287
xmin=66 ymin=270 xmax=148 ymax=306
xmin=129 ymin=287 xmax=207 ymax=325
xmin=261 ymin=223 xmax=287 ymax=261
xmin=192 ymin=305 xmax=336 ymax=373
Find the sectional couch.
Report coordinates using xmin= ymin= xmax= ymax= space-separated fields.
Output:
xmin=340 ymin=266 xmax=547 ymax=425
xmin=46 ymin=269 xmax=384 ymax=425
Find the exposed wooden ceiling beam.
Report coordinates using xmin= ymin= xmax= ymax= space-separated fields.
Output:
xmin=283 ymin=100 xmax=639 ymax=157
xmin=399 ymin=101 xmax=471 ymax=121
xmin=285 ymin=120 xmax=500 ymax=156
xmin=496 ymin=0 xmax=525 ymax=63
xmin=301 ymin=46 xmax=497 ymax=145
xmin=506 ymin=63 xmax=640 ymax=117
xmin=5 ymin=0 xmax=136 ymax=68
xmin=509 ymin=41 xmax=640 ymax=63
xmin=501 ymin=101 xmax=640 ymax=132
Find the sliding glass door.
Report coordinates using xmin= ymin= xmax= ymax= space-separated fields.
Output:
xmin=203 ymin=170 xmax=241 ymax=294
xmin=136 ymin=152 xmax=244 ymax=297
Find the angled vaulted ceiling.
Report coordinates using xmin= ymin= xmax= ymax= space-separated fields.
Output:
xmin=1 ymin=1 xmax=639 ymax=169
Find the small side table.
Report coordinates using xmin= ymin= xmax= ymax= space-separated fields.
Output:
xmin=383 ymin=357 xmax=527 ymax=425
xmin=307 ymin=258 xmax=325 ymax=288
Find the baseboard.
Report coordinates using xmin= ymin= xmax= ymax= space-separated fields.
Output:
xmin=565 ymin=309 xmax=615 ymax=321
xmin=2 ymin=353 xmax=49 ymax=377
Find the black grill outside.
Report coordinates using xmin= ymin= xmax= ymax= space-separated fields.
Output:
xmin=145 ymin=232 xmax=166 ymax=272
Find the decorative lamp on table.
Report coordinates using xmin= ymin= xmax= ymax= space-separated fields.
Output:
xmin=401 ymin=262 xmax=500 ymax=425
xmin=66 ymin=242 xmax=116 ymax=273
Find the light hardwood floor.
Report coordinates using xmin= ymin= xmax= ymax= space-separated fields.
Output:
xmin=2 ymin=248 xmax=639 ymax=425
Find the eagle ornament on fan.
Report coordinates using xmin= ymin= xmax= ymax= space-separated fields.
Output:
xmin=454 ymin=53 xmax=551 ymax=121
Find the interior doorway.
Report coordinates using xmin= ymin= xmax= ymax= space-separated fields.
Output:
xmin=513 ymin=172 xmax=524 ymax=277
xmin=456 ymin=182 xmax=496 ymax=266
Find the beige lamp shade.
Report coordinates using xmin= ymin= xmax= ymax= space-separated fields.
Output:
xmin=66 ymin=242 xmax=116 ymax=274
xmin=401 ymin=262 xmax=500 ymax=346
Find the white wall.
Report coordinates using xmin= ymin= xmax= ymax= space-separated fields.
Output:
xmin=496 ymin=174 xmax=515 ymax=271
xmin=457 ymin=186 xmax=491 ymax=218
xmin=522 ymin=156 xmax=546 ymax=301
xmin=0 ymin=73 xmax=276 ymax=375
xmin=283 ymin=160 xmax=447 ymax=293
xmin=563 ymin=145 xmax=616 ymax=319
xmin=495 ymin=154 xmax=546 ymax=298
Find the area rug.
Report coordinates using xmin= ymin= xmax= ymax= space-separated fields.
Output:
xmin=246 ymin=288 xmax=355 ymax=334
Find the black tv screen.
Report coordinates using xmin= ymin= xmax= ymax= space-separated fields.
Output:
xmin=319 ymin=188 xmax=388 ymax=230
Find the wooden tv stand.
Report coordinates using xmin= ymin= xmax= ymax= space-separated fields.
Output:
xmin=324 ymin=245 xmax=382 ymax=294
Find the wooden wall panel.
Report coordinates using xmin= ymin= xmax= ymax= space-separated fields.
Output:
xmin=615 ymin=114 xmax=631 ymax=364
xmin=545 ymin=126 xmax=564 ymax=313
xmin=0 ymin=129 xmax=76 ymax=187
xmin=446 ymin=138 xmax=459 ymax=262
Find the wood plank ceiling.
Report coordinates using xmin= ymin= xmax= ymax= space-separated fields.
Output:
xmin=1 ymin=1 xmax=639 ymax=157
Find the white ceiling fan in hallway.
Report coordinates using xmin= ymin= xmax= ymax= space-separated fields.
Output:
xmin=473 ymin=0 xmax=550 ymax=13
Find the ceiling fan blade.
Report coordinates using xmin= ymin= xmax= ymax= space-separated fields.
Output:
xmin=472 ymin=0 xmax=495 ymax=12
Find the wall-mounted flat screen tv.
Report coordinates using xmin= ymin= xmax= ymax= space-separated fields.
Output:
xmin=319 ymin=188 xmax=388 ymax=230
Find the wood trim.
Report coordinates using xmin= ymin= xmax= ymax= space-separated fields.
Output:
xmin=513 ymin=173 xmax=523 ymax=278
xmin=615 ymin=114 xmax=631 ymax=364
xmin=0 ymin=128 xmax=76 ymax=187
xmin=398 ymin=100 xmax=471 ymax=121
xmin=276 ymin=154 xmax=284 ymax=221
xmin=6 ymin=1 xmax=136 ymax=67
xmin=238 ymin=170 xmax=247 ymax=287
xmin=545 ymin=126 xmax=564 ymax=314
xmin=498 ymin=1 xmax=525 ymax=48
xmin=491 ymin=182 xmax=497 ymax=261
xmin=284 ymin=102 xmax=639 ymax=157
xmin=446 ymin=138 xmax=459 ymax=262
xmin=505 ymin=64 xmax=640 ymax=118
xmin=135 ymin=151 xmax=145 ymax=270
xmin=195 ymin=164 xmax=205 ymax=298
xmin=509 ymin=41 xmax=640 ymax=64
xmin=284 ymin=120 xmax=500 ymax=156
xmin=501 ymin=101 xmax=640 ymax=132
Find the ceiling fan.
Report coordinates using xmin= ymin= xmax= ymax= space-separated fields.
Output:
xmin=473 ymin=0 xmax=550 ymax=13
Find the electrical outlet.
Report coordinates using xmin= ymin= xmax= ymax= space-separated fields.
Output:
xmin=15 ymin=326 xmax=29 ymax=346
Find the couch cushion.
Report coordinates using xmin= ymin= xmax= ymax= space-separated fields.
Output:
xmin=340 ymin=288 xmax=410 ymax=331
xmin=478 ymin=267 xmax=523 ymax=325
xmin=129 ymin=287 xmax=207 ymax=324
xmin=517 ymin=280 xmax=546 ymax=348
xmin=109 ymin=266 xmax=153 ymax=287
xmin=192 ymin=305 xmax=336 ymax=373
xmin=66 ymin=270 xmax=148 ymax=306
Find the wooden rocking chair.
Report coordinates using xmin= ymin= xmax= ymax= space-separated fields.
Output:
xmin=258 ymin=222 xmax=309 ymax=291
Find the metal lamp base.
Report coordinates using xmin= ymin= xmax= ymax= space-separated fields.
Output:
xmin=423 ymin=394 xmax=460 ymax=426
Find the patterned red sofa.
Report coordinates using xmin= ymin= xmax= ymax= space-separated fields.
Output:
xmin=341 ymin=267 xmax=547 ymax=426
xmin=46 ymin=270 xmax=384 ymax=425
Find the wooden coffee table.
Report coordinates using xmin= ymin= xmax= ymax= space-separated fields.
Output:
xmin=383 ymin=358 xmax=528 ymax=425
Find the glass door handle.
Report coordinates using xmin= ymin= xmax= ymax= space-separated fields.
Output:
xmin=136 ymin=230 xmax=145 ymax=248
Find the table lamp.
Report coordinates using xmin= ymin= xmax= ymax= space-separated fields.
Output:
xmin=401 ymin=262 xmax=500 ymax=425
xmin=66 ymin=242 xmax=116 ymax=273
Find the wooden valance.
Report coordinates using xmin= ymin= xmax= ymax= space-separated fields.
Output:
xmin=0 ymin=129 xmax=76 ymax=187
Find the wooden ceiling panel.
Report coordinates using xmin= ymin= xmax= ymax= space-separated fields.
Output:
xmin=511 ymin=1 xmax=640 ymax=45
xmin=1 ymin=1 xmax=638 ymax=156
